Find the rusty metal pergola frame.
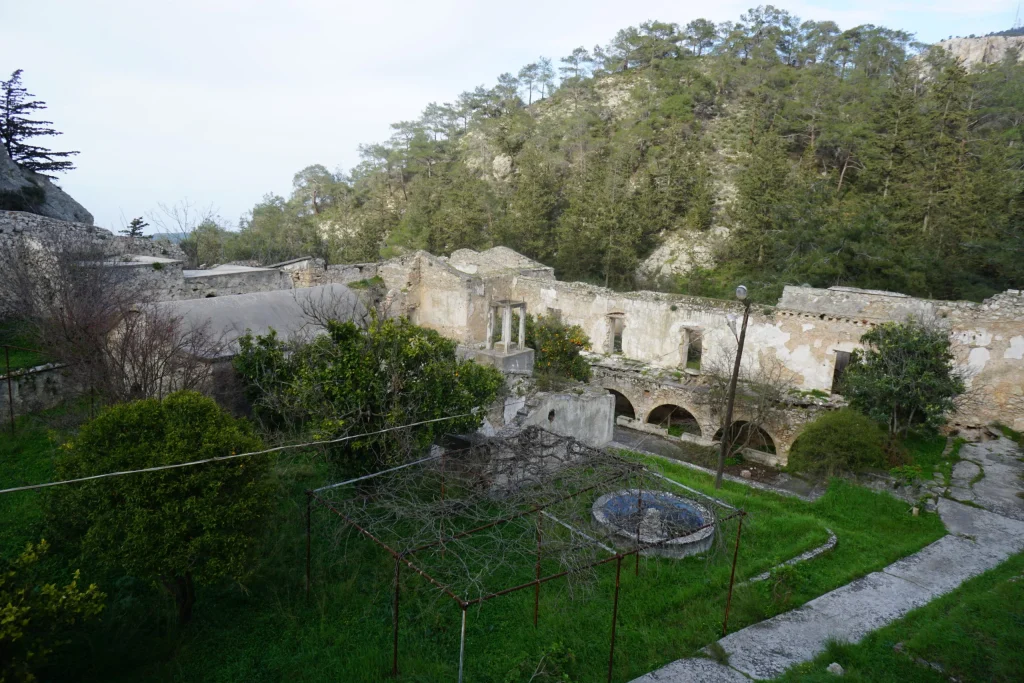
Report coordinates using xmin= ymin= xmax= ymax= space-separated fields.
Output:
xmin=303 ymin=431 xmax=746 ymax=683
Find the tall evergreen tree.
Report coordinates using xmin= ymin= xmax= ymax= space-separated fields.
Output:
xmin=0 ymin=69 xmax=79 ymax=176
xmin=120 ymin=217 xmax=150 ymax=238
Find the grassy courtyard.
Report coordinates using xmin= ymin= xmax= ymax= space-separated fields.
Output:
xmin=2 ymin=416 xmax=947 ymax=683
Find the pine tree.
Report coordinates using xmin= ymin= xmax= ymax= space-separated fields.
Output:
xmin=120 ymin=217 xmax=150 ymax=238
xmin=0 ymin=70 xmax=79 ymax=177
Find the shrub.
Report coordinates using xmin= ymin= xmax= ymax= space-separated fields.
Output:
xmin=843 ymin=320 xmax=965 ymax=438
xmin=787 ymin=409 xmax=887 ymax=476
xmin=1 ymin=539 xmax=105 ymax=682
xmin=234 ymin=316 xmax=504 ymax=470
xmin=526 ymin=314 xmax=591 ymax=383
xmin=46 ymin=391 xmax=271 ymax=624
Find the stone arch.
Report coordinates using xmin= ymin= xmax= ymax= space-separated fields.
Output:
xmin=606 ymin=389 xmax=636 ymax=420
xmin=713 ymin=421 xmax=778 ymax=455
xmin=646 ymin=404 xmax=702 ymax=437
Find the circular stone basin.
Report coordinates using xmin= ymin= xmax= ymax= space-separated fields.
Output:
xmin=592 ymin=489 xmax=715 ymax=558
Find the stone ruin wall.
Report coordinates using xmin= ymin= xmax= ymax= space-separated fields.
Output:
xmin=434 ymin=262 xmax=1024 ymax=432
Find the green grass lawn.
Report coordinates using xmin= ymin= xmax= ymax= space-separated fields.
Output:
xmin=776 ymin=551 xmax=1024 ymax=682
xmin=0 ymin=413 xmax=63 ymax=557
xmin=6 ymin=445 xmax=940 ymax=683
xmin=901 ymin=432 xmax=958 ymax=482
xmin=0 ymin=319 xmax=47 ymax=371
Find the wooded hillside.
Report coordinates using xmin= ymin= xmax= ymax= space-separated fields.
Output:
xmin=199 ymin=6 xmax=1024 ymax=303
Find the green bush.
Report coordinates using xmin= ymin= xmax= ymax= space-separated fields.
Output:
xmin=1 ymin=539 xmax=105 ymax=682
xmin=787 ymin=409 xmax=887 ymax=476
xmin=843 ymin=320 xmax=965 ymax=437
xmin=46 ymin=391 xmax=271 ymax=624
xmin=526 ymin=314 xmax=591 ymax=383
xmin=235 ymin=316 xmax=504 ymax=470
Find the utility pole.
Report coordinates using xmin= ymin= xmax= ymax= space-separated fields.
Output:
xmin=716 ymin=285 xmax=750 ymax=489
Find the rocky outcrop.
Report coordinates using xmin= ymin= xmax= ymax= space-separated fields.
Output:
xmin=0 ymin=210 xmax=185 ymax=261
xmin=937 ymin=35 xmax=1024 ymax=69
xmin=0 ymin=147 xmax=93 ymax=225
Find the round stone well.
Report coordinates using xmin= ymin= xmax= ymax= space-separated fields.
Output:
xmin=592 ymin=489 xmax=716 ymax=558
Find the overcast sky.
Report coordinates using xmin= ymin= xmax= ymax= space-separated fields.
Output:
xmin=2 ymin=0 xmax=1018 ymax=231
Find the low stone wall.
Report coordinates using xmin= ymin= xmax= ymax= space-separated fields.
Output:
xmin=278 ymin=258 xmax=379 ymax=288
xmin=181 ymin=268 xmax=293 ymax=298
xmin=0 ymin=363 xmax=75 ymax=421
xmin=516 ymin=389 xmax=615 ymax=448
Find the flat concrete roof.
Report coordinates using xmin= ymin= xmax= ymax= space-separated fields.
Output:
xmin=152 ymin=284 xmax=366 ymax=357
xmin=183 ymin=264 xmax=275 ymax=278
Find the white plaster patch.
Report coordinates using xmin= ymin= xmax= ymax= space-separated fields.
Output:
xmin=967 ymin=347 xmax=991 ymax=378
xmin=955 ymin=329 xmax=993 ymax=347
xmin=1004 ymin=336 xmax=1024 ymax=360
xmin=801 ymin=324 xmax=815 ymax=332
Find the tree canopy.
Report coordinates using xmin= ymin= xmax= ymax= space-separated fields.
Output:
xmin=842 ymin=320 xmax=967 ymax=437
xmin=184 ymin=8 xmax=1022 ymax=302
xmin=47 ymin=391 xmax=272 ymax=625
xmin=233 ymin=316 xmax=504 ymax=470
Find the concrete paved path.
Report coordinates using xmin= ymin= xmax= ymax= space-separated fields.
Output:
xmin=631 ymin=437 xmax=1024 ymax=682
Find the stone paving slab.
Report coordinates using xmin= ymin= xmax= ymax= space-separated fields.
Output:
xmin=629 ymin=657 xmax=750 ymax=682
xmin=719 ymin=570 xmax=935 ymax=679
xmin=630 ymin=438 xmax=1024 ymax=682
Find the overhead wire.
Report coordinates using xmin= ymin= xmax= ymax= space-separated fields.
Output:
xmin=0 ymin=411 xmax=476 ymax=496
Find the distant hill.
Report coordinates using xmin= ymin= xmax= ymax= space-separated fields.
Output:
xmin=988 ymin=26 xmax=1024 ymax=38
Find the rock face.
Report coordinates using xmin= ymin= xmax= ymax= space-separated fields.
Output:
xmin=0 ymin=147 xmax=93 ymax=225
xmin=937 ymin=36 xmax=1024 ymax=69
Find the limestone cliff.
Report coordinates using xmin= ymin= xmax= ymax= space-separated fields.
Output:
xmin=936 ymin=35 xmax=1024 ymax=69
xmin=0 ymin=147 xmax=93 ymax=224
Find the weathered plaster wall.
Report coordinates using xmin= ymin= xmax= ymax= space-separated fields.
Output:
xmin=0 ymin=364 xmax=74 ymax=419
xmin=377 ymin=251 xmax=483 ymax=344
xmin=181 ymin=266 xmax=292 ymax=299
xmin=944 ymin=291 xmax=1024 ymax=430
xmin=287 ymin=248 xmax=1024 ymax=433
xmin=278 ymin=258 xmax=379 ymax=288
xmin=517 ymin=390 xmax=615 ymax=448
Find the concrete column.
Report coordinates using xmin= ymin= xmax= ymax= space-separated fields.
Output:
xmin=517 ymin=305 xmax=526 ymax=350
xmin=486 ymin=306 xmax=495 ymax=350
xmin=501 ymin=304 xmax=512 ymax=352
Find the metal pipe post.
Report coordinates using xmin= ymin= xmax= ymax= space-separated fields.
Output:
xmin=440 ymin=451 xmax=446 ymax=504
xmin=5 ymin=347 xmax=13 ymax=434
xmin=534 ymin=511 xmax=542 ymax=627
xmin=716 ymin=299 xmax=750 ymax=489
xmin=305 ymin=492 xmax=312 ymax=596
xmin=635 ymin=481 xmax=642 ymax=576
xmin=722 ymin=513 xmax=745 ymax=636
xmin=458 ymin=605 xmax=468 ymax=683
xmin=392 ymin=557 xmax=402 ymax=677
xmin=607 ymin=555 xmax=623 ymax=683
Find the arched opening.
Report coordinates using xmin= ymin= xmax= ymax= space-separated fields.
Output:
xmin=607 ymin=389 xmax=636 ymax=420
xmin=713 ymin=421 xmax=777 ymax=455
xmin=646 ymin=404 xmax=701 ymax=437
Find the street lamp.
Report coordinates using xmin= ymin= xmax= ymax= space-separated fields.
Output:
xmin=716 ymin=284 xmax=751 ymax=489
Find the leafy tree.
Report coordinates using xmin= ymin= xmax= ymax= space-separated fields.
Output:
xmin=684 ymin=18 xmax=718 ymax=56
xmin=843 ymin=320 xmax=966 ymax=438
xmin=0 ymin=540 xmax=105 ymax=683
xmin=0 ymin=70 xmax=78 ymax=177
xmin=47 ymin=392 xmax=272 ymax=624
xmin=234 ymin=316 xmax=504 ymax=470
xmin=118 ymin=217 xmax=149 ymax=239
xmin=525 ymin=314 xmax=591 ymax=382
